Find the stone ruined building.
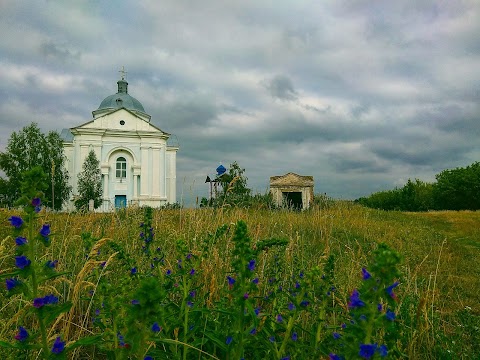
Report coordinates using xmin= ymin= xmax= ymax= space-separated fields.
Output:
xmin=270 ymin=173 xmax=314 ymax=210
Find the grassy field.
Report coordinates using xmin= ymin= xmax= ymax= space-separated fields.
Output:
xmin=1 ymin=202 xmax=479 ymax=359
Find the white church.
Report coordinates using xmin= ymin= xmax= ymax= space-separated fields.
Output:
xmin=61 ymin=70 xmax=178 ymax=211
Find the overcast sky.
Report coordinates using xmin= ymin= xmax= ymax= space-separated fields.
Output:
xmin=1 ymin=1 xmax=479 ymax=206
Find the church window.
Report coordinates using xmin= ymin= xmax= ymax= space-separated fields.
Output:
xmin=116 ymin=157 xmax=127 ymax=178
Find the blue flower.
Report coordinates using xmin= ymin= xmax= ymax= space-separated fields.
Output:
xmin=377 ymin=303 xmax=383 ymax=311
xmin=189 ymin=268 xmax=195 ymax=275
xmin=225 ymin=336 xmax=233 ymax=345
xmin=15 ymin=326 xmax=28 ymax=342
xmin=329 ymin=354 xmax=342 ymax=360
xmin=32 ymin=198 xmax=41 ymax=212
xmin=15 ymin=256 xmax=31 ymax=269
xmin=348 ymin=289 xmax=365 ymax=308
xmin=131 ymin=267 xmax=137 ymax=275
xmin=227 ymin=276 xmax=236 ymax=286
xmin=46 ymin=260 xmax=58 ymax=268
xmin=362 ymin=268 xmax=372 ymax=280
xmin=40 ymin=224 xmax=51 ymax=238
xmin=247 ymin=259 xmax=256 ymax=271
xmin=166 ymin=269 xmax=172 ymax=275
xmin=252 ymin=277 xmax=259 ymax=284
xmin=333 ymin=332 xmax=341 ymax=339
xmin=300 ymin=300 xmax=310 ymax=307
xmin=8 ymin=216 xmax=23 ymax=228
xmin=131 ymin=299 xmax=140 ymax=305
xmin=43 ymin=294 xmax=59 ymax=305
xmin=269 ymin=336 xmax=275 ymax=343
xmin=51 ymin=336 xmax=65 ymax=354
xmin=15 ymin=237 xmax=27 ymax=246
xmin=6 ymin=278 xmax=20 ymax=291
xmin=385 ymin=309 xmax=396 ymax=321
xmin=144 ymin=357 xmax=153 ymax=360
xmin=378 ymin=344 xmax=388 ymax=357
xmin=288 ymin=303 xmax=295 ymax=311
xmin=386 ymin=282 xmax=399 ymax=300
xmin=254 ymin=307 xmax=260 ymax=316
xmin=291 ymin=332 xmax=298 ymax=341
xmin=187 ymin=301 xmax=194 ymax=308
xmin=249 ymin=327 xmax=256 ymax=335
xmin=243 ymin=293 xmax=249 ymax=299
xmin=359 ymin=344 xmax=377 ymax=359
xmin=189 ymin=291 xmax=196 ymax=298
xmin=276 ymin=314 xmax=283 ymax=323
xmin=151 ymin=322 xmax=161 ymax=332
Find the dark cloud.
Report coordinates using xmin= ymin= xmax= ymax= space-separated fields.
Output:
xmin=264 ymin=75 xmax=298 ymax=101
xmin=1 ymin=1 xmax=480 ymax=203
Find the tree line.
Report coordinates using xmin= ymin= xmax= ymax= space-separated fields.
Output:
xmin=357 ymin=161 xmax=480 ymax=211
xmin=0 ymin=123 xmax=101 ymax=211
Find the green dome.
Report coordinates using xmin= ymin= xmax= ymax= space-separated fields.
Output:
xmin=97 ymin=79 xmax=146 ymax=113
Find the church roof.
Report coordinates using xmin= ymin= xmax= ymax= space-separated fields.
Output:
xmin=95 ymin=77 xmax=147 ymax=116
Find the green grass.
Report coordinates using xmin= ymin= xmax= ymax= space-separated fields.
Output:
xmin=1 ymin=202 xmax=479 ymax=359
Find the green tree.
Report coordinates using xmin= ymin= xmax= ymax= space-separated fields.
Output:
xmin=75 ymin=149 xmax=103 ymax=210
xmin=434 ymin=162 xmax=480 ymax=210
xmin=0 ymin=122 xmax=71 ymax=209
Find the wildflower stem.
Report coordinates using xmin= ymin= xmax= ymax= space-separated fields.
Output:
xmin=27 ymin=212 xmax=49 ymax=355
xmin=278 ymin=315 xmax=295 ymax=358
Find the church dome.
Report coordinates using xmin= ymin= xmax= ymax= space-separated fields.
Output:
xmin=95 ymin=78 xmax=146 ymax=114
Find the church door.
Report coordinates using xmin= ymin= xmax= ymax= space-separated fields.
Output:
xmin=115 ymin=195 xmax=127 ymax=209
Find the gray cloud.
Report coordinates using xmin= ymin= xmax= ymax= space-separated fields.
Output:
xmin=1 ymin=1 xmax=480 ymax=204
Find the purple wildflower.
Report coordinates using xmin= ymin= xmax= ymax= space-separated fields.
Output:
xmin=43 ymin=294 xmax=58 ymax=305
xmin=189 ymin=290 xmax=196 ymax=298
xmin=40 ymin=224 xmax=51 ymax=237
xmin=131 ymin=267 xmax=137 ymax=275
xmin=386 ymin=282 xmax=399 ymax=300
xmin=377 ymin=303 xmax=383 ymax=311
xmin=51 ymin=337 xmax=65 ymax=354
xmin=33 ymin=297 xmax=45 ymax=308
xmin=15 ymin=326 xmax=28 ymax=342
xmin=166 ymin=269 xmax=172 ymax=275
xmin=254 ymin=307 xmax=261 ymax=316
xmin=288 ymin=303 xmax=295 ymax=311
xmin=362 ymin=268 xmax=372 ymax=280
xmin=269 ymin=336 xmax=275 ymax=343
xmin=348 ymin=289 xmax=365 ymax=308
xmin=247 ymin=259 xmax=256 ymax=271
xmin=15 ymin=255 xmax=31 ymax=269
xmin=226 ymin=336 xmax=233 ymax=345
xmin=329 ymin=354 xmax=342 ymax=360
xmin=187 ymin=301 xmax=193 ymax=308
xmin=252 ymin=277 xmax=259 ymax=284
xmin=333 ymin=332 xmax=341 ymax=339
xmin=300 ymin=300 xmax=310 ymax=307
xmin=385 ymin=310 xmax=396 ymax=321
xmin=295 ymin=281 xmax=300 ymax=289
xmin=249 ymin=327 xmax=256 ymax=335
xmin=46 ymin=260 xmax=58 ymax=268
xmin=189 ymin=268 xmax=195 ymax=275
xmin=243 ymin=293 xmax=249 ymax=300
xmin=6 ymin=278 xmax=20 ymax=291
xmin=152 ymin=322 xmax=161 ymax=332
xmin=359 ymin=344 xmax=377 ymax=359
xmin=378 ymin=344 xmax=388 ymax=357
xmin=131 ymin=299 xmax=140 ymax=305
xmin=227 ymin=276 xmax=235 ymax=285
xmin=100 ymin=261 xmax=106 ymax=268
xmin=186 ymin=253 xmax=192 ymax=260
xmin=291 ymin=332 xmax=298 ymax=341
xmin=15 ymin=237 xmax=27 ymax=246
xmin=145 ymin=357 xmax=153 ymax=360
xmin=8 ymin=216 xmax=23 ymax=228
xmin=276 ymin=314 xmax=283 ymax=323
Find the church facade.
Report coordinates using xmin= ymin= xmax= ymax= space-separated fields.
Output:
xmin=61 ymin=73 xmax=178 ymax=211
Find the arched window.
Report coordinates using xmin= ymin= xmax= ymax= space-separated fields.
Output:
xmin=116 ymin=157 xmax=127 ymax=178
